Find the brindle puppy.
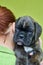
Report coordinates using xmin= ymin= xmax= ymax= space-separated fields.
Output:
xmin=13 ymin=16 xmax=42 ymax=65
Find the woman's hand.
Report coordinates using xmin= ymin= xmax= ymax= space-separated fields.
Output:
xmin=40 ymin=61 xmax=43 ymax=65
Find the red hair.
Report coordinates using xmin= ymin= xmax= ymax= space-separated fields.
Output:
xmin=0 ymin=6 xmax=16 ymax=33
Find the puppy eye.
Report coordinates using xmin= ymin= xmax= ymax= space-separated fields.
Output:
xmin=27 ymin=32 xmax=33 ymax=37
xmin=29 ymin=32 xmax=32 ymax=34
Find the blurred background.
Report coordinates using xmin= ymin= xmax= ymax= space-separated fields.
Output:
xmin=0 ymin=0 xmax=43 ymax=52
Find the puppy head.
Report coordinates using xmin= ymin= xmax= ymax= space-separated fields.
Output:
xmin=13 ymin=16 xmax=42 ymax=47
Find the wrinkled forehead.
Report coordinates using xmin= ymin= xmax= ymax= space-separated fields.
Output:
xmin=17 ymin=16 xmax=34 ymax=30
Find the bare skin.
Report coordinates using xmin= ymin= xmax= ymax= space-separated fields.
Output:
xmin=40 ymin=61 xmax=43 ymax=65
xmin=0 ymin=22 xmax=15 ymax=50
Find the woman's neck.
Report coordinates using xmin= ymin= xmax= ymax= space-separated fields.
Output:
xmin=0 ymin=34 xmax=14 ymax=51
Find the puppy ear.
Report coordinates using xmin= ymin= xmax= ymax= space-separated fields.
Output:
xmin=34 ymin=22 xmax=42 ymax=41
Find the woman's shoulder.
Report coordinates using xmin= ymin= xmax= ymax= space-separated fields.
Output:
xmin=0 ymin=45 xmax=16 ymax=65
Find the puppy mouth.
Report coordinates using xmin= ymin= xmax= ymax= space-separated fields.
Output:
xmin=17 ymin=39 xmax=24 ymax=45
xmin=17 ymin=42 xmax=23 ymax=45
xmin=16 ymin=39 xmax=32 ymax=47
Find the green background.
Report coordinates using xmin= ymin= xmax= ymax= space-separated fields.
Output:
xmin=0 ymin=0 xmax=43 ymax=48
xmin=0 ymin=0 xmax=43 ymax=64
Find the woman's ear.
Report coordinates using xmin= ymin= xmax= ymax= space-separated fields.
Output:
xmin=12 ymin=22 xmax=15 ymax=33
xmin=34 ymin=22 xmax=42 ymax=41
xmin=4 ymin=27 xmax=11 ymax=35
xmin=4 ymin=23 xmax=13 ymax=35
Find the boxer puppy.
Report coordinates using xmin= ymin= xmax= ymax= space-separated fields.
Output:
xmin=13 ymin=16 xmax=42 ymax=65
